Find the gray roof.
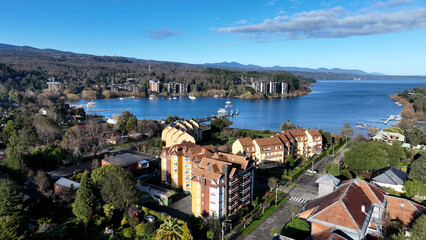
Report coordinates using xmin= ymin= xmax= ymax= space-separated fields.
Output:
xmin=103 ymin=153 xmax=143 ymax=167
xmin=370 ymin=167 xmax=408 ymax=185
xmin=55 ymin=177 xmax=80 ymax=189
xmin=48 ymin=162 xmax=91 ymax=179
xmin=315 ymin=173 xmax=341 ymax=186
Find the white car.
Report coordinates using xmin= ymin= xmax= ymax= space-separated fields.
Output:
xmin=307 ymin=169 xmax=318 ymax=174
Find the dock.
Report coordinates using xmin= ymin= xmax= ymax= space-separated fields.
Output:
xmin=196 ymin=109 xmax=239 ymax=122
xmin=86 ymin=108 xmax=132 ymax=113
xmin=384 ymin=115 xmax=401 ymax=125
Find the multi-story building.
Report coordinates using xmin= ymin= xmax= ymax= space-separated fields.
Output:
xmin=191 ymin=153 xmax=254 ymax=218
xmin=165 ymin=82 xmax=188 ymax=94
xmin=47 ymin=77 xmax=63 ymax=92
xmin=287 ymin=128 xmax=309 ymax=157
xmin=161 ymin=142 xmax=214 ymax=193
xmin=161 ymin=119 xmax=207 ymax=147
xmin=251 ymin=81 xmax=289 ymax=95
xmin=306 ymin=129 xmax=323 ymax=156
xmin=231 ymin=137 xmax=256 ymax=158
xmin=253 ymin=136 xmax=285 ymax=168
xmin=149 ymin=79 xmax=161 ymax=93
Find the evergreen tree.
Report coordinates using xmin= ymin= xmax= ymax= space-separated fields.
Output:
xmin=72 ymin=172 xmax=96 ymax=221
xmin=0 ymin=216 xmax=26 ymax=240
xmin=409 ymin=153 xmax=426 ymax=184
xmin=388 ymin=141 xmax=405 ymax=166
xmin=0 ymin=179 xmax=23 ymax=217
xmin=126 ymin=116 xmax=137 ymax=132
xmin=155 ymin=218 xmax=193 ymax=240
xmin=410 ymin=214 xmax=426 ymax=240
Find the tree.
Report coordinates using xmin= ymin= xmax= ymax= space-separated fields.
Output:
xmin=285 ymin=154 xmax=295 ymax=167
xmin=409 ymin=214 xmax=426 ymax=240
xmin=155 ymin=218 xmax=193 ymax=240
xmin=208 ymin=213 xmax=221 ymax=239
xmin=326 ymin=163 xmax=340 ymax=177
xmin=0 ymin=179 xmax=23 ymax=217
xmin=187 ymin=213 xmax=204 ymax=240
xmin=405 ymin=127 xmax=426 ymax=146
xmin=3 ymin=147 xmax=25 ymax=180
xmin=340 ymin=122 xmax=353 ymax=143
xmin=280 ymin=120 xmax=295 ymax=131
xmin=344 ymin=141 xmax=389 ymax=171
xmin=83 ymin=120 xmax=106 ymax=156
xmin=0 ymin=216 xmax=26 ymax=240
xmin=52 ymin=98 xmax=70 ymax=123
xmin=388 ymin=141 xmax=405 ymax=166
xmin=409 ymin=153 xmax=426 ymax=184
xmin=268 ymin=177 xmax=278 ymax=190
xmin=321 ymin=131 xmax=332 ymax=147
xmin=404 ymin=180 xmax=426 ymax=198
xmin=126 ymin=116 xmax=137 ymax=132
xmin=33 ymin=114 xmax=61 ymax=145
xmin=211 ymin=117 xmax=233 ymax=132
xmin=72 ymin=173 xmax=96 ymax=221
xmin=34 ymin=170 xmax=50 ymax=195
xmin=116 ymin=111 xmax=134 ymax=133
xmin=98 ymin=165 xmax=139 ymax=210
xmin=2 ymin=120 xmax=16 ymax=143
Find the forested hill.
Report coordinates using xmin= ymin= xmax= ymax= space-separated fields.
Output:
xmin=0 ymin=43 xmax=314 ymax=101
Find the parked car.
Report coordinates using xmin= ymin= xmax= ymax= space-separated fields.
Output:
xmin=307 ymin=169 xmax=318 ymax=174
xmin=144 ymin=215 xmax=157 ymax=222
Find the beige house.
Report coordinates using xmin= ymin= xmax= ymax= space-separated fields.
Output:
xmin=287 ymin=129 xmax=308 ymax=157
xmin=232 ymin=137 xmax=256 ymax=157
xmin=162 ymin=120 xmax=204 ymax=147
xmin=253 ymin=136 xmax=285 ymax=168
xmin=306 ymin=129 xmax=323 ymax=157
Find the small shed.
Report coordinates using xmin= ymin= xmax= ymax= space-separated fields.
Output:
xmin=54 ymin=177 xmax=80 ymax=195
xmin=315 ymin=173 xmax=340 ymax=198
xmin=370 ymin=167 xmax=408 ymax=192
xmin=102 ymin=153 xmax=147 ymax=172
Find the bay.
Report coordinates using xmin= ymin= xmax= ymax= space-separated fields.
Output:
xmin=74 ymin=80 xmax=426 ymax=134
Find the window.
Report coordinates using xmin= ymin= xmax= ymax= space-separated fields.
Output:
xmin=173 ymin=156 xmax=178 ymax=160
xmin=184 ymin=177 xmax=190 ymax=181
xmin=202 ymin=193 xmax=204 ymax=197
xmin=173 ymin=162 xmax=178 ymax=167
xmin=184 ymin=170 xmax=190 ymax=175
xmin=246 ymin=147 xmax=249 ymax=151
xmin=173 ymin=169 xmax=178 ymax=173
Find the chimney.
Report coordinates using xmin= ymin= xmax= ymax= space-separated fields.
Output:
xmin=361 ymin=203 xmax=366 ymax=213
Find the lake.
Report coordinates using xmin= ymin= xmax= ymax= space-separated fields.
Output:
xmin=74 ymin=80 xmax=426 ymax=134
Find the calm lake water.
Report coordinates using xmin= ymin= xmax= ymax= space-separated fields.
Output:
xmin=74 ymin=80 xmax=426 ymax=134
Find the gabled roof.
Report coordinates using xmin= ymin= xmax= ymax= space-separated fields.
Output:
xmin=287 ymin=128 xmax=307 ymax=140
xmin=103 ymin=153 xmax=143 ymax=167
xmin=299 ymin=179 xmax=387 ymax=235
xmin=311 ymin=227 xmax=349 ymax=240
xmin=237 ymin=137 xmax=255 ymax=148
xmin=315 ymin=173 xmax=340 ymax=186
xmin=253 ymin=136 xmax=284 ymax=150
xmin=212 ymin=152 xmax=250 ymax=170
xmin=307 ymin=129 xmax=322 ymax=138
xmin=370 ymin=167 xmax=408 ymax=185
xmin=55 ymin=177 xmax=80 ymax=189
xmin=384 ymin=195 xmax=426 ymax=226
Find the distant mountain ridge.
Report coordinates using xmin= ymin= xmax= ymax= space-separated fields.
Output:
xmin=204 ymin=61 xmax=384 ymax=76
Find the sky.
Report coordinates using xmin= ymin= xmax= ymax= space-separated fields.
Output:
xmin=1 ymin=0 xmax=426 ymax=75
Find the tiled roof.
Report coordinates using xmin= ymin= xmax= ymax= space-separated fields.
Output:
xmin=307 ymin=129 xmax=322 ymax=138
xmin=385 ymin=195 xmax=426 ymax=226
xmin=311 ymin=227 xmax=349 ymax=240
xmin=212 ymin=152 xmax=250 ymax=170
xmin=288 ymin=129 xmax=307 ymax=139
xmin=370 ymin=167 xmax=408 ymax=185
xmin=237 ymin=137 xmax=255 ymax=147
xmin=299 ymin=179 xmax=387 ymax=234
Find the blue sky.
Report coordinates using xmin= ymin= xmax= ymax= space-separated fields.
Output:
xmin=1 ymin=0 xmax=426 ymax=75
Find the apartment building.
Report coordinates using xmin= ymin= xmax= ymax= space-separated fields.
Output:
xmin=232 ymin=137 xmax=256 ymax=158
xmin=251 ymin=81 xmax=289 ymax=95
xmin=161 ymin=142 xmax=214 ymax=193
xmin=149 ymin=79 xmax=161 ymax=93
xmin=192 ymin=153 xmax=254 ymax=218
xmin=161 ymin=119 xmax=205 ymax=147
xmin=287 ymin=128 xmax=309 ymax=157
xmin=253 ymin=136 xmax=285 ymax=168
xmin=165 ymin=82 xmax=188 ymax=94
xmin=306 ymin=129 xmax=323 ymax=156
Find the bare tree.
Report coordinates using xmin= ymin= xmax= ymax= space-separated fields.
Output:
xmin=33 ymin=114 xmax=61 ymax=145
xmin=268 ymin=177 xmax=278 ymax=191
xmin=84 ymin=120 xmax=107 ymax=156
xmin=340 ymin=122 xmax=354 ymax=144
xmin=61 ymin=127 xmax=83 ymax=153
xmin=34 ymin=170 xmax=50 ymax=195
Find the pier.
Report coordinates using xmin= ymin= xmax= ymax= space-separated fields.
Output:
xmin=195 ymin=109 xmax=239 ymax=123
xmin=384 ymin=115 xmax=401 ymax=125
xmin=87 ymin=108 xmax=132 ymax=112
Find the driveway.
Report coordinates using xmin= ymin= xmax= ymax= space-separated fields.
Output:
xmin=144 ymin=194 xmax=192 ymax=222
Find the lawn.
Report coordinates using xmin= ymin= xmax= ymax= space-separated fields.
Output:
xmin=240 ymin=197 xmax=287 ymax=235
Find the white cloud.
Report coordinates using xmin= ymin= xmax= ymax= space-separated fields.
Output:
xmin=216 ymin=5 xmax=426 ymax=40
xmin=144 ymin=29 xmax=182 ymax=40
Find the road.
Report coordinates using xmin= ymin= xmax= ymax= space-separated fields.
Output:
xmin=236 ymin=155 xmax=334 ymax=240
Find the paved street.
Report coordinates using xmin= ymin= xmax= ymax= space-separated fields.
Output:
xmin=236 ymin=155 xmax=334 ymax=240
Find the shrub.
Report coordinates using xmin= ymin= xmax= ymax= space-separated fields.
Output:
xmin=121 ymin=216 xmax=128 ymax=226
xmin=123 ymin=227 xmax=135 ymax=239
xmin=340 ymin=169 xmax=353 ymax=179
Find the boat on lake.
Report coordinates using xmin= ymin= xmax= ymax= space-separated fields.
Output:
xmin=189 ymin=96 xmax=196 ymax=100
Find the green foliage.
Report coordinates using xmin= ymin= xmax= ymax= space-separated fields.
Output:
xmin=0 ymin=179 xmax=23 ymax=217
xmin=281 ymin=217 xmax=310 ymax=240
xmin=116 ymin=111 xmax=134 ymax=133
xmin=187 ymin=213 xmax=205 ymax=240
xmin=404 ymin=180 xmax=426 ymax=198
xmin=123 ymin=227 xmax=135 ymax=239
xmin=126 ymin=116 xmax=137 ymax=132
xmin=0 ymin=216 xmax=26 ymax=240
xmin=155 ymin=218 xmax=193 ymax=240
xmin=409 ymin=153 xmax=426 ymax=184
xmin=405 ymin=127 xmax=426 ymax=146
xmin=321 ymin=131 xmax=332 ymax=146
xmin=383 ymin=127 xmax=404 ymax=134
xmin=340 ymin=169 xmax=353 ymax=179
xmin=409 ymin=214 xmax=426 ymax=240
xmin=280 ymin=120 xmax=295 ymax=131
xmin=388 ymin=141 xmax=406 ymax=166
xmin=25 ymin=145 xmax=67 ymax=171
xmin=206 ymin=230 xmax=214 ymax=240
xmin=97 ymin=165 xmax=139 ymax=210
xmin=2 ymin=120 xmax=16 ymax=143
xmin=3 ymin=147 xmax=24 ymax=180
xmin=325 ymin=163 xmax=340 ymax=176
xmin=52 ymin=99 xmax=70 ymax=123
xmin=103 ymin=203 xmax=115 ymax=219
xmin=72 ymin=173 xmax=96 ymax=221
xmin=268 ymin=177 xmax=278 ymax=190
xmin=211 ymin=117 xmax=233 ymax=132
xmin=208 ymin=214 xmax=222 ymax=239
xmin=142 ymin=222 xmax=156 ymax=239
xmin=344 ymin=141 xmax=389 ymax=171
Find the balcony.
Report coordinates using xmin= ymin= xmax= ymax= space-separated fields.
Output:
xmin=229 ymin=187 xmax=238 ymax=194
xmin=242 ymin=185 xmax=251 ymax=194
xmin=241 ymin=179 xmax=251 ymax=187
xmin=242 ymin=171 xmax=251 ymax=178
xmin=230 ymin=178 xmax=238 ymax=185
xmin=229 ymin=201 xmax=239 ymax=210
xmin=230 ymin=194 xmax=239 ymax=202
